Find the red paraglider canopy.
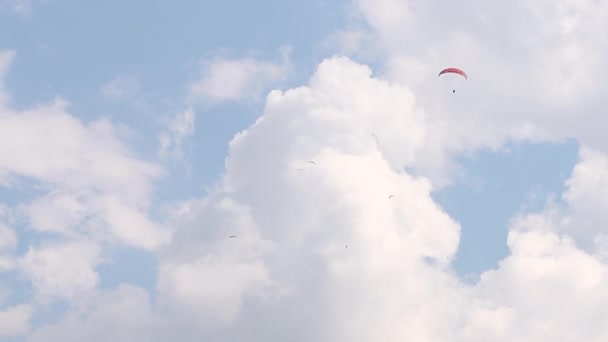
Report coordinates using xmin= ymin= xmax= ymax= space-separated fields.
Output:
xmin=438 ymin=67 xmax=468 ymax=79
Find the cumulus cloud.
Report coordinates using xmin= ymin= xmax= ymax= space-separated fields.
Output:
xmin=470 ymin=219 xmax=608 ymax=340
xmin=6 ymin=0 xmax=608 ymax=340
xmin=508 ymin=147 xmax=608 ymax=256
xmin=0 ymin=52 xmax=169 ymax=312
xmin=156 ymin=196 xmax=278 ymax=327
xmin=0 ymin=99 xmax=169 ymax=250
xmin=27 ymin=285 xmax=160 ymax=342
xmin=350 ymin=0 xmax=608 ymax=156
xmin=30 ymin=56 xmax=465 ymax=341
xmin=189 ymin=46 xmax=292 ymax=105
xmin=19 ymin=239 xmax=101 ymax=302
xmin=24 ymin=38 xmax=608 ymax=342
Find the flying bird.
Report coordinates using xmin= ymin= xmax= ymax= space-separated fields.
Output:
xmin=389 ymin=194 xmax=394 ymax=199
xmin=308 ymin=161 xmax=316 ymax=165
xmin=229 ymin=235 xmax=236 ymax=238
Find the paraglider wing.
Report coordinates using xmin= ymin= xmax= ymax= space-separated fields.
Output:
xmin=438 ymin=67 xmax=468 ymax=80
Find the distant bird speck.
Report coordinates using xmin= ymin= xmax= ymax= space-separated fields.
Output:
xmin=389 ymin=194 xmax=394 ymax=199
xmin=229 ymin=235 xmax=236 ymax=238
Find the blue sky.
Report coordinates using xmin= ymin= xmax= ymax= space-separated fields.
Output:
xmin=1 ymin=0 xmax=608 ymax=341
xmin=0 ymin=0 xmax=353 ymax=236
xmin=436 ymin=139 xmax=579 ymax=278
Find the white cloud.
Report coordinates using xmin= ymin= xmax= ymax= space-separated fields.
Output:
xmin=0 ymin=221 xmax=17 ymax=271
xmin=0 ymin=204 xmax=18 ymax=272
xmin=0 ymin=222 xmax=16 ymax=253
xmin=27 ymin=285 xmax=160 ymax=342
xmin=562 ymin=149 xmax=608 ymax=241
xmin=0 ymin=258 xmax=13 ymax=271
xmin=26 ymin=190 xmax=90 ymax=236
xmin=158 ymin=107 xmax=195 ymax=164
xmin=100 ymin=74 xmax=141 ymax=101
xmin=9 ymin=0 xmax=608 ymax=340
xmin=31 ymin=56 xmax=465 ymax=341
xmin=24 ymin=189 xmax=169 ymax=251
xmin=0 ymin=54 xmax=169 ymax=307
xmin=0 ymin=102 xmax=160 ymax=198
xmin=0 ymin=304 xmax=32 ymax=337
xmin=0 ymin=99 xmax=168 ymax=250
xmin=507 ymin=147 xmax=608 ymax=255
xmin=98 ymin=194 xmax=169 ymax=250
xmin=349 ymin=0 xmax=608 ymax=158
xmin=468 ymin=228 xmax=608 ymax=341
xmin=24 ymin=37 xmax=608 ymax=338
xmin=157 ymin=196 xmax=277 ymax=327
xmin=456 ymin=143 xmax=608 ymax=340
xmin=19 ymin=240 xmax=101 ymax=302
xmin=189 ymin=46 xmax=292 ymax=105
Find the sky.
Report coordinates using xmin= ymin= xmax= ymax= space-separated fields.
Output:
xmin=0 ymin=0 xmax=607 ymax=340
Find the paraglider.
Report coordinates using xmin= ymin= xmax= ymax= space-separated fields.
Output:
xmin=438 ymin=67 xmax=468 ymax=79
xmin=438 ymin=67 xmax=467 ymax=93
